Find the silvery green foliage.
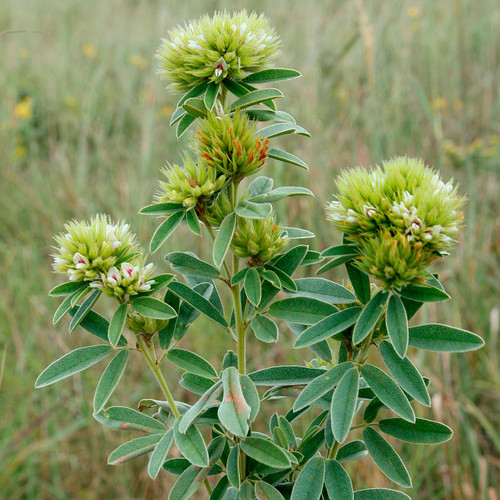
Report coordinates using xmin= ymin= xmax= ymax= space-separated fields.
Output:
xmin=38 ymin=11 xmax=483 ymax=499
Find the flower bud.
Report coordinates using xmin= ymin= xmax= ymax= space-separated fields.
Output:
xmin=196 ymin=110 xmax=269 ymax=181
xmin=231 ymin=216 xmax=288 ymax=265
xmin=126 ymin=309 xmax=168 ymax=335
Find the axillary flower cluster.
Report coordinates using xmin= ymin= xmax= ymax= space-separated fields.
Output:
xmin=52 ymin=214 xmax=155 ymax=298
xmin=327 ymin=157 xmax=465 ymax=289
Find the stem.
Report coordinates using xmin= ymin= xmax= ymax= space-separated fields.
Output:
xmin=136 ymin=335 xmax=180 ymax=419
xmin=328 ymin=440 xmax=340 ymax=459
xmin=204 ymin=478 xmax=212 ymax=495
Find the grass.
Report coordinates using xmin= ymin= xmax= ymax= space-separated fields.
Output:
xmin=0 ymin=0 xmax=499 ymax=498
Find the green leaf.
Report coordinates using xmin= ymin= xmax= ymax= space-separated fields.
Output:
xmin=291 ymin=456 xmax=325 ymax=500
xmin=229 ymin=88 xmax=283 ymax=110
xmin=244 ymin=268 xmax=261 ymax=307
xmin=399 ymin=283 xmax=450 ymax=302
xmin=108 ymin=434 xmax=162 ymax=465
xmin=173 ymin=420 xmax=209 ymax=468
xmin=168 ymin=465 xmax=201 ymax=500
xmin=385 ymin=294 xmax=409 ymax=358
xmin=182 ymin=97 xmax=208 ymax=118
xmin=408 ymin=324 xmax=484 ymax=352
xmin=278 ymin=416 xmax=297 ymax=449
xmin=266 ymin=266 xmax=297 ymax=291
xmin=176 ymin=112 xmax=196 ymax=138
xmin=93 ymin=405 xmax=166 ymax=433
xmin=256 ymin=186 xmax=313 ymax=203
xmin=53 ymin=291 xmax=80 ymax=325
xmin=71 ymin=285 xmax=90 ymax=307
xmin=176 ymin=81 xmax=209 ymax=108
xmin=240 ymin=437 xmax=291 ymax=469
xmin=235 ymin=200 xmax=273 ymax=219
xmin=379 ymin=418 xmax=453 ymax=444
xmin=321 ymin=244 xmax=359 ymax=258
xmin=180 ymin=372 xmax=216 ymax=395
xmin=251 ymin=314 xmax=279 ymax=343
xmin=226 ymin=445 xmax=240 ymax=488
xmin=148 ymin=428 xmax=174 ymax=479
xmin=379 ymin=341 xmax=430 ymax=406
xmin=249 ymin=365 xmax=325 ymax=386
xmin=69 ymin=309 xmax=127 ymax=347
xmin=166 ymin=348 xmax=217 ymax=378
xmin=331 ymin=367 xmax=360 ymax=443
xmin=248 ymin=176 xmax=274 ymax=197
xmin=245 ymin=108 xmax=296 ymax=123
xmin=218 ymin=367 xmax=251 ymax=437
xmin=185 ymin=209 xmax=201 ymax=235
xmin=204 ymin=81 xmax=220 ymax=110
xmin=240 ymin=375 xmax=260 ymax=421
xmin=35 ymin=345 xmax=113 ymax=388
xmin=108 ymin=303 xmax=128 ymax=347
xmin=360 ymin=364 xmax=415 ymax=422
xmin=268 ymin=297 xmax=337 ymax=325
xmin=213 ymin=212 xmax=236 ymax=268
xmin=294 ymin=308 xmax=362 ymax=348
xmin=259 ymin=123 xmax=297 ymax=139
xmin=150 ymin=211 xmax=185 ymax=253
xmin=294 ymin=125 xmax=311 ymax=137
xmin=346 ymin=262 xmax=371 ymax=304
xmin=140 ymin=273 xmax=175 ymax=297
xmin=362 ymin=427 xmax=412 ymax=488
xmin=324 ymin=460 xmax=354 ymax=500
xmin=294 ymin=362 xmax=354 ymax=411
xmin=169 ymin=106 xmax=186 ymax=126
xmin=290 ymin=278 xmax=356 ymax=304
xmin=69 ymin=289 xmax=101 ymax=333
xmin=210 ymin=476 xmax=230 ymax=500
xmin=93 ymin=349 xmax=129 ymax=414
xmin=267 ymin=148 xmax=308 ymax=169
xmin=282 ymin=227 xmax=314 ymax=239
xmin=258 ymin=268 xmax=281 ymax=288
xmin=354 ymin=490 xmax=411 ymax=500
xmin=242 ymin=68 xmax=302 ymax=83
xmin=131 ymin=296 xmax=177 ymax=320
xmin=336 ymin=440 xmax=368 ymax=463
xmin=49 ymin=280 xmax=88 ymax=297
xmin=168 ymin=281 xmax=228 ymax=327
xmin=166 ymin=251 xmax=221 ymax=279
xmin=352 ymin=291 xmax=389 ymax=345
xmin=255 ymin=481 xmax=286 ymax=500
xmin=316 ymin=255 xmax=356 ymax=274
xmin=139 ymin=202 xmax=184 ymax=216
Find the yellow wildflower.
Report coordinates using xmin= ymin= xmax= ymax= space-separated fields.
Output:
xmin=407 ymin=6 xmax=420 ymax=18
xmin=14 ymin=97 xmax=33 ymax=120
xmin=82 ymin=43 xmax=97 ymax=58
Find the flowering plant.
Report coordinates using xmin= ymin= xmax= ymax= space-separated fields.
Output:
xmin=37 ymin=10 xmax=484 ymax=499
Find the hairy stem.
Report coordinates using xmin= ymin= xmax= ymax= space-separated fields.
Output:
xmin=136 ymin=335 xmax=180 ymax=419
xmin=327 ymin=440 xmax=341 ymax=459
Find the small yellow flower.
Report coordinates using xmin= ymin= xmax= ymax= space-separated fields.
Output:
xmin=14 ymin=145 xmax=26 ymax=158
xmin=407 ymin=6 xmax=420 ymax=18
xmin=18 ymin=48 xmax=29 ymax=59
xmin=453 ymin=99 xmax=463 ymax=111
xmin=63 ymin=96 xmax=77 ymax=108
xmin=14 ymin=97 xmax=33 ymax=120
xmin=82 ymin=43 xmax=97 ymax=58
xmin=129 ymin=55 xmax=148 ymax=69
xmin=431 ymin=97 xmax=447 ymax=113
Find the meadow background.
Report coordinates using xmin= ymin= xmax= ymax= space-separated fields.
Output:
xmin=1 ymin=0 xmax=499 ymax=498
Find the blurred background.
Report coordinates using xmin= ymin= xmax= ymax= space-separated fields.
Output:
xmin=1 ymin=0 xmax=499 ymax=498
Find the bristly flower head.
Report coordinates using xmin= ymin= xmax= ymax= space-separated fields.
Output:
xmin=196 ymin=110 xmax=269 ymax=181
xmin=156 ymin=154 xmax=226 ymax=209
xmin=204 ymin=189 xmax=233 ymax=227
xmin=126 ymin=309 xmax=168 ymax=335
xmin=326 ymin=157 xmax=466 ymax=289
xmin=156 ymin=10 xmax=281 ymax=93
xmin=53 ymin=215 xmax=141 ymax=282
xmin=90 ymin=262 xmax=155 ymax=299
xmin=231 ymin=216 xmax=288 ymax=266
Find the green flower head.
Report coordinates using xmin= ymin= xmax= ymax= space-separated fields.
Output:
xmin=126 ymin=309 xmax=168 ymax=335
xmin=231 ymin=216 xmax=288 ymax=265
xmin=326 ymin=157 xmax=466 ymax=289
xmin=156 ymin=10 xmax=281 ymax=93
xmin=156 ymin=154 xmax=226 ymax=209
xmin=53 ymin=215 xmax=141 ymax=283
xmin=204 ymin=189 xmax=233 ymax=227
xmin=196 ymin=110 xmax=270 ymax=181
